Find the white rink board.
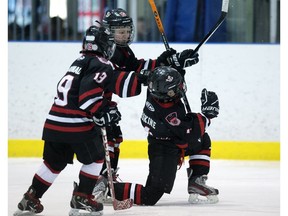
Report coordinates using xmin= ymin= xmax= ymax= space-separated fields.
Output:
xmin=8 ymin=42 xmax=280 ymax=142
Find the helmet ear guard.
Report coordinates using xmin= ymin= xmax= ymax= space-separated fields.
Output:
xmin=81 ymin=24 xmax=116 ymax=59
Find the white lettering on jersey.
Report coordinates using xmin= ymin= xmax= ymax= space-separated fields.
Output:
xmin=68 ymin=66 xmax=82 ymax=75
xmin=141 ymin=113 xmax=156 ymax=129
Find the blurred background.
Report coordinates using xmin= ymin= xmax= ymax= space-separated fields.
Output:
xmin=8 ymin=0 xmax=280 ymax=43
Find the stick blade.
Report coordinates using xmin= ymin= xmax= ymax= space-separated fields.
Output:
xmin=113 ymin=198 xmax=133 ymax=210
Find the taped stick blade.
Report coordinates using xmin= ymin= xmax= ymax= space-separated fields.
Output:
xmin=113 ymin=198 xmax=133 ymax=210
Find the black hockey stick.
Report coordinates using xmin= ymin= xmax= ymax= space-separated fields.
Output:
xmin=149 ymin=0 xmax=192 ymax=113
xmin=191 ymin=0 xmax=230 ymax=56
xmin=100 ymin=127 xmax=133 ymax=210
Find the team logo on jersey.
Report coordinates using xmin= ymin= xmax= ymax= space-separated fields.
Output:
xmin=145 ymin=101 xmax=155 ymax=112
xmin=165 ymin=112 xmax=181 ymax=126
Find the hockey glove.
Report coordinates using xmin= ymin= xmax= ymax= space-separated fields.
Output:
xmin=156 ymin=48 xmax=177 ymax=66
xmin=137 ymin=69 xmax=151 ymax=86
xmin=169 ymin=49 xmax=199 ymax=69
xmin=201 ymin=88 xmax=219 ymax=119
xmin=106 ymin=124 xmax=123 ymax=144
xmin=93 ymin=106 xmax=121 ymax=127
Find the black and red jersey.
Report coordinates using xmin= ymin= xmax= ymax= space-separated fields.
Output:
xmin=111 ymin=46 xmax=161 ymax=72
xmin=141 ymin=93 xmax=209 ymax=147
xmin=42 ymin=54 xmax=142 ymax=143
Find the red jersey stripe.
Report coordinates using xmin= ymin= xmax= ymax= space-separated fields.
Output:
xmin=115 ymin=72 xmax=125 ymax=96
xmin=44 ymin=122 xmax=94 ymax=132
xmin=79 ymin=87 xmax=103 ymax=102
xmin=198 ymin=149 xmax=211 ymax=155
xmin=51 ymin=106 xmax=87 ymax=116
xmin=90 ymin=100 xmax=103 ymax=113
xmin=197 ymin=113 xmax=205 ymax=136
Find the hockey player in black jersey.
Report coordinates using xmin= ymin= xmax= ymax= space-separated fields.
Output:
xmin=97 ymin=7 xmax=200 ymax=182
xmin=94 ymin=66 xmax=220 ymax=205
xmin=14 ymin=25 xmax=149 ymax=216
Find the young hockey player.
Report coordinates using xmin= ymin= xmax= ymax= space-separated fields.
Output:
xmin=94 ymin=66 xmax=219 ymax=205
xmin=99 ymin=8 xmax=200 ymax=181
xmin=13 ymin=25 xmax=149 ymax=216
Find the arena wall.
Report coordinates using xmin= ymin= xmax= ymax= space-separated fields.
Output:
xmin=8 ymin=42 xmax=280 ymax=160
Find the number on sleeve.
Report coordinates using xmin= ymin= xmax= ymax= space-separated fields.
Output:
xmin=54 ymin=75 xmax=74 ymax=106
xmin=94 ymin=72 xmax=107 ymax=83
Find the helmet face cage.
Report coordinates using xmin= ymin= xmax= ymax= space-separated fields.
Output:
xmin=82 ymin=25 xmax=116 ymax=59
xmin=148 ymin=67 xmax=185 ymax=102
xmin=103 ymin=8 xmax=135 ymax=47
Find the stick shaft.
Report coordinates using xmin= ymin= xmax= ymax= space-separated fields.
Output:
xmin=148 ymin=0 xmax=192 ymax=113
xmin=192 ymin=0 xmax=229 ymax=56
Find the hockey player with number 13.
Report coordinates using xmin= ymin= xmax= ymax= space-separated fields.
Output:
xmin=13 ymin=24 xmax=149 ymax=216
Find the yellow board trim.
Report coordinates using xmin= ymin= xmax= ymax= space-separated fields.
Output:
xmin=8 ymin=139 xmax=280 ymax=160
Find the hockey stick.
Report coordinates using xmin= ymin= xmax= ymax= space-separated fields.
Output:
xmin=191 ymin=0 xmax=230 ymax=56
xmin=148 ymin=0 xmax=192 ymax=113
xmin=100 ymin=127 xmax=133 ymax=210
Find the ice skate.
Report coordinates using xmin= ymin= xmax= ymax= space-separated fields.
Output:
xmin=94 ymin=167 xmax=121 ymax=204
xmin=13 ymin=186 xmax=44 ymax=216
xmin=69 ymin=182 xmax=103 ymax=216
xmin=92 ymin=176 xmax=115 ymax=205
xmin=187 ymin=168 xmax=219 ymax=204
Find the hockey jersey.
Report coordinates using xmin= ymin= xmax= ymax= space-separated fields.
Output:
xmin=110 ymin=46 xmax=160 ymax=72
xmin=141 ymin=93 xmax=209 ymax=147
xmin=42 ymin=54 xmax=142 ymax=143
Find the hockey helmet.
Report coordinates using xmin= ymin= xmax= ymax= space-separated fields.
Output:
xmin=148 ymin=66 xmax=186 ymax=102
xmin=102 ymin=8 xmax=135 ymax=46
xmin=81 ymin=25 xmax=116 ymax=59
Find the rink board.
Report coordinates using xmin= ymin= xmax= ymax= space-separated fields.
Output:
xmin=8 ymin=139 xmax=280 ymax=160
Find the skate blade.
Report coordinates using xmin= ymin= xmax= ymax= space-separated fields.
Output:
xmin=188 ymin=193 xmax=219 ymax=204
xmin=13 ymin=210 xmax=35 ymax=216
xmin=69 ymin=208 xmax=103 ymax=216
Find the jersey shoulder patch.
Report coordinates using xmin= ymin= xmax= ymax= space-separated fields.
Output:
xmin=145 ymin=101 xmax=155 ymax=112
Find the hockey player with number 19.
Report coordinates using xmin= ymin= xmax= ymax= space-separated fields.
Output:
xmin=13 ymin=25 xmax=149 ymax=216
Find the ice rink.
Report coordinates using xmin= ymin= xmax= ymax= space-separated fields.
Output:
xmin=8 ymin=158 xmax=280 ymax=216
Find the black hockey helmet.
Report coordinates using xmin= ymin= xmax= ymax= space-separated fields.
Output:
xmin=148 ymin=66 xmax=186 ymax=102
xmin=102 ymin=8 xmax=135 ymax=46
xmin=81 ymin=25 xmax=116 ymax=59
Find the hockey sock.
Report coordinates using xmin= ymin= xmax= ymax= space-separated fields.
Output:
xmin=78 ymin=161 xmax=103 ymax=194
xmin=32 ymin=161 xmax=61 ymax=198
xmin=188 ymin=149 xmax=211 ymax=176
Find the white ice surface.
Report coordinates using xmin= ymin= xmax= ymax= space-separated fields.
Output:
xmin=8 ymin=159 xmax=280 ymax=216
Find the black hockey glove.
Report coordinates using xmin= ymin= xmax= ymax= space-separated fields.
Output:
xmin=169 ymin=49 xmax=199 ymax=69
xmin=106 ymin=124 xmax=123 ymax=144
xmin=93 ymin=106 xmax=121 ymax=127
xmin=137 ymin=69 xmax=151 ymax=86
xmin=156 ymin=48 xmax=177 ymax=66
xmin=201 ymin=88 xmax=219 ymax=119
